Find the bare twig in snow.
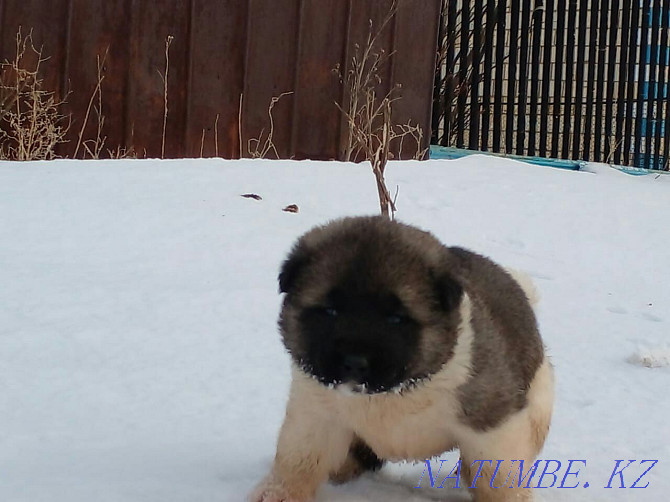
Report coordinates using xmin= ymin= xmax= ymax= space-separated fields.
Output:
xmin=247 ymin=91 xmax=293 ymax=159
xmin=159 ymin=35 xmax=174 ymax=159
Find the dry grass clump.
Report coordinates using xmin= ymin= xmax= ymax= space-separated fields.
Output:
xmin=335 ymin=1 xmax=426 ymax=219
xmin=0 ymin=28 xmax=70 ymax=160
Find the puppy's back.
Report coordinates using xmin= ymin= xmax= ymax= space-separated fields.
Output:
xmin=445 ymin=247 xmax=545 ymax=430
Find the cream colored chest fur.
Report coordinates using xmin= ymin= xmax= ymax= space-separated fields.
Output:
xmin=340 ymin=389 xmax=461 ymax=460
xmin=293 ymin=368 xmax=468 ymax=461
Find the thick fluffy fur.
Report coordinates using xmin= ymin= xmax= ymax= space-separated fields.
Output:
xmin=251 ymin=217 xmax=554 ymax=502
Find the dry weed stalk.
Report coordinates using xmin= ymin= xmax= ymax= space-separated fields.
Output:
xmin=198 ymin=114 xmax=222 ymax=158
xmin=606 ymin=135 xmax=624 ymax=165
xmin=335 ymin=1 xmax=427 ymax=219
xmin=159 ymin=35 xmax=174 ymax=159
xmin=238 ymin=93 xmax=244 ymax=158
xmin=247 ymin=91 xmax=293 ymax=159
xmin=0 ymin=28 xmax=70 ymax=160
xmin=75 ymin=48 xmax=109 ymax=159
xmin=214 ymin=113 xmax=220 ymax=157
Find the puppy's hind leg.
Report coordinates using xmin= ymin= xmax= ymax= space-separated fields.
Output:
xmin=458 ymin=358 xmax=554 ymax=501
xmin=329 ymin=437 xmax=385 ymax=484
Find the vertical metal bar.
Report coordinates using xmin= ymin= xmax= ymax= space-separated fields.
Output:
xmin=561 ymin=0 xmax=577 ymax=158
xmin=653 ymin=0 xmax=669 ymax=169
xmin=583 ymin=0 xmax=600 ymax=161
xmin=634 ymin=0 xmax=650 ymax=167
xmin=440 ymin=0 xmax=457 ymax=146
xmin=506 ymin=0 xmax=521 ymax=154
xmin=551 ymin=0 xmax=566 ymax=158
xmin=457 ymin=0 xmax=470 ymax=148
xmin=539 ymin=0 xmax=554 ymax=158
xmin=528 ymin=0 xmax=544 ymax=156
xmin=646 ymin=0 xmax=661 ymax=168
xmin=661 ymin=0 xmax=670 ymax=169
xmin=481 ymin=0 xmax=496 ymax=151
xmin=572 ymin=0 xmax=588 ymax=159
xmin=593 ymin=0 xmax=610 ymax=161
xmin=615 ymin=1 xmax=631 ymax=165
xmin=432 ymin=0 xmax=446 ymax=145
xmin=443 ymin=0 xmax=458 ymax=146
xmin=624 ymin=1 xmax=641 ymax=165
xmin=469 ymin=0 xmax=482 ymax=150
xmin=604 ymin=0 xmax=619 ymax=163
xmin=517 ymin=0 xmax=532 ymax=154
xmin=493 ymin=0 xmax=507 ymax=152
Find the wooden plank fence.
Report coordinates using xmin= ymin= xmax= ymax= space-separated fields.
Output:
xmin=0 ymin=0 xmax=440 ymax=160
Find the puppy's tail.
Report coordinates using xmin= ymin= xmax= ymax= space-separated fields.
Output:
xmin=505 ymin=267 xmax=540 ymax=307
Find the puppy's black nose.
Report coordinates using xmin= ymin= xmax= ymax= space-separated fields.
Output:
xmin=341 ymin=354 xmax=369 ymax=381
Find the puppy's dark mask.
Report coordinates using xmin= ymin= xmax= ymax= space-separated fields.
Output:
xmin=277 ymin=218 xmax=464 ymax=394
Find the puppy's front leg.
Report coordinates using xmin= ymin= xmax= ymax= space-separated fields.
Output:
xmin=251 ymin=392 xmax=353 ymax=502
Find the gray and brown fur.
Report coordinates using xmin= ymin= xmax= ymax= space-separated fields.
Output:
xmin=251 ymin=216 xmax=554 ymax=502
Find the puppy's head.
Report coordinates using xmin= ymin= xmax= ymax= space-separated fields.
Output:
xmin=278 ymin=216 xmax=464 ymax=394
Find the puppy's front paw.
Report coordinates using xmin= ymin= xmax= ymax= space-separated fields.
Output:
xmin=248 ymin=476 xmax=311 ymax=502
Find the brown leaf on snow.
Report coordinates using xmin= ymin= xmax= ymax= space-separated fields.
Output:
xmin=282 ymin=204 xmax=299 ymax=213
xmin=241 ymin=193 xmax=262 ymax=200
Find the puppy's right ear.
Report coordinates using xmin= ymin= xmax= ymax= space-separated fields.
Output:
xmin=278 ymin=243 xmax=311 ymax=294
xmin=433 ymin=271 xmax=463 ymax=313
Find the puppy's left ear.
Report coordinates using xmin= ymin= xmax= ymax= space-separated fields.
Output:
xmin=434 ymin=272 xmax=463 ymax=312
xmin=278 ymin=243 xmax=311 ymax=294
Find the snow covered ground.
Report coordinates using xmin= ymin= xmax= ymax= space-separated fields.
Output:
xmin=0 ymin=156 xmax=668 ymax=501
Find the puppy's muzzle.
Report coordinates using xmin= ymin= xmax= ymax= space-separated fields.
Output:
xmin=340 ymin=354 xmax=370 ymax=382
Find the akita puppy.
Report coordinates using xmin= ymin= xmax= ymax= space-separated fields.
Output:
xmin=251 ymin=216 xmax=554 ymax=502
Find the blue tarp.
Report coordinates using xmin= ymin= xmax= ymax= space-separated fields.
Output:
xmin=429 ymin=145 xmax=668 ymax=177
xmin=429 ymin=145 xmax=585 ymax=171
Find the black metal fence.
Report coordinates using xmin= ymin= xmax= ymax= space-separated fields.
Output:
xmin=432 ymin=0 xmax=670 ymax=170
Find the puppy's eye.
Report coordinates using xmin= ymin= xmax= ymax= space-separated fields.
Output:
xmin=325 ymin=308 xmax=338 ymax=317
xmin=386 ymin=314 xmax=406 ymax=325
xmin=309 ymin=305 xmax=339 ymax=318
